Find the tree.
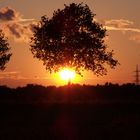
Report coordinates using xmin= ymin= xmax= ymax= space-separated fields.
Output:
xmin=0 ymin=30 xmax=11 ymax=70
xmin=30 ymin=3 xmax=118 ymax=76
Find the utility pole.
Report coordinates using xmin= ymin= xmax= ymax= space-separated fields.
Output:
xmin=134 ymin=64 xmax=140 ymax=85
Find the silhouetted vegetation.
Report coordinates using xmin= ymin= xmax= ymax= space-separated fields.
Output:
xmin=30 ymin=3 xmax=118 ymax=76
xmin=0 ymin=84 xmax=140 ymax=139
xmin=0 ymin=83 xmax=140 ymax=104
xmin=0 ymin=30 xmax=11 ymax=70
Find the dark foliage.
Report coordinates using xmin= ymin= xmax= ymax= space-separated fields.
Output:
xmin=0 ymin=83 xmax=140 ymax=140
xmin=31 ymin=3 xmax=118 ymax=75
xmin=0 ymin=30 xmax=11 ymax=70
xmin=0 ymin=83 xmax=140 ymax=104
xmin=0 ymin=84 xmax=140 ymax=140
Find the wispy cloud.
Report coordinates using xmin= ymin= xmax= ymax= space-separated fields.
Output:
xmin=105 ymin=26 xmax=140 ymax=33
xmin=0 ymin=71 xmax=27 ymax=79
xmin=0 ymin=71 xmax=50 ymax=80
xmin=129 ymin=34 xmax=140 ymax=43
xmin=0 ymin=7 xmax=36 ymax=42
xmin=105 ymin=19 xmax=133 ymax=28
xmin=104 ymin=19 xmax=140 ymax=32
xmin=103 ymin=19 xmax=140 ymax=43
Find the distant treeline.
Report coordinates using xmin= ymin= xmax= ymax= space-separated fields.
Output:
xmin=0 ymin=83 xmax=140 ymax=104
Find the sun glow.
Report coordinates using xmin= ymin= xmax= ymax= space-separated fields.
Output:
xmin=59 ymin=68 xmax=76 ymax=82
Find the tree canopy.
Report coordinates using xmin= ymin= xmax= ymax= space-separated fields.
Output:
xmin=0 ymin=30 xmax=11 ymax=70
xmin=30 ymin=3 xmax=118 ymax=76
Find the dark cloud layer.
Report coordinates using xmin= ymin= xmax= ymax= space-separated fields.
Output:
xmin=0 ymin=7 xmax=19 ymax=21
xmin=0 ymin=7 xmax=35 ymax=42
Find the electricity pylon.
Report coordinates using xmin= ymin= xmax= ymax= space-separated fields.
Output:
xmin=134 ymin=64 xmax=140 ymax=85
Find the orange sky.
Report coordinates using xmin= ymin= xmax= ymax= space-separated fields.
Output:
xmin=0 ymin=0 xmax=140 ymax=87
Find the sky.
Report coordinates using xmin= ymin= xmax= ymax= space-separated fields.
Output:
xmin=0 ymin=0 xmax=140 ymax=87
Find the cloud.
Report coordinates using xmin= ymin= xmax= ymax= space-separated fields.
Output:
xmin=105 ymin=19 xmax=133 ymax=28
xmin=0 ymin=71 xmax=49 ymax=80
xmin=104 ymin=19 xmax=140 ymax=43
xmin=0 ymin=71 xmax=19 ymax=75
xmin=5 ymin=22 xmax=35 ymax=42
xmin=0 ymin=71 xmax=26 ymax=79
xmin=0 ymin=7 xmax=35 ymax=22
xmin=0 ymin=7 xmax=20 ymax=21
xmin=0 ymin=7 xmax=36 ymax=42
xmin=129 ymin=34 xmax=140 ymax=43
xmin=105 ymin=26 xmax=140 ymax=33
xmin=104 ymin=19 xmax=140 ymax=33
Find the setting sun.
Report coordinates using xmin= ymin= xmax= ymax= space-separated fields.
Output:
xmin=59 ymin=68 xmax=76 ymax=82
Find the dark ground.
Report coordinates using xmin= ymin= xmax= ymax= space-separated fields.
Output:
xmin=0 ymin=103 xmax=140 ymax=140
xmin=0 ymin=84 xmax=140 ymax=140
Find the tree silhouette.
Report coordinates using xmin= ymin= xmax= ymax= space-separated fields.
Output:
xmin=31 ymin=3 xmax=118 ymax=76
xmin=0 ymin=30 xmax=11 ymax=70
